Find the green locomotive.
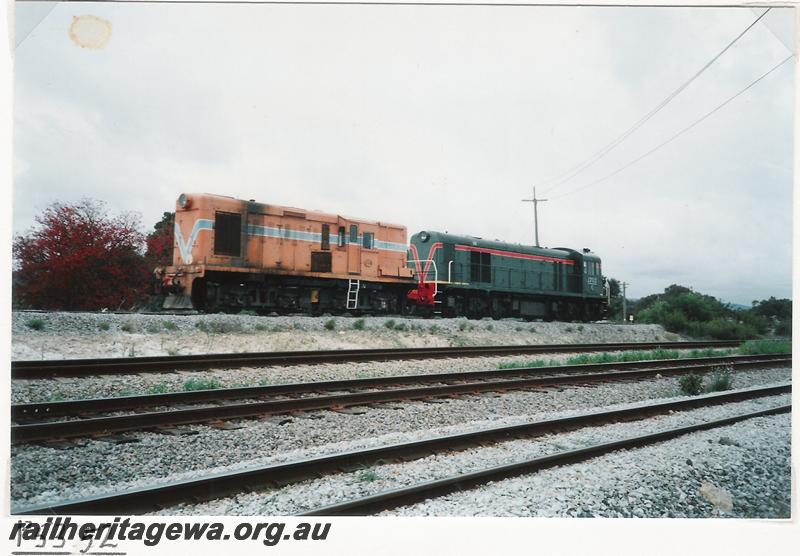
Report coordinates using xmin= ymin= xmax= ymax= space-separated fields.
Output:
xmin=406 ymin=231 xmax=607 ymax=321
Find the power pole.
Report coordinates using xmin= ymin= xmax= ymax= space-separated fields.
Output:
xmin=621 ymin=281 xmax=628 ymax=323
xmin=521 ymin=186 xmax=548 ymax=247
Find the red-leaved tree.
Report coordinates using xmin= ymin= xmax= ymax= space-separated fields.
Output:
xmin=145 ymin=211 xmax=175 ymax=268
xmin=13 ymin=199 xmax=151 ymax=310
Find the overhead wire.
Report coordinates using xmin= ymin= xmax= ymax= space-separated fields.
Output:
xmin=536 ymin=7 xmax=772 ymax=195
xmin=548 ymin=53 xmax=794 ymax=201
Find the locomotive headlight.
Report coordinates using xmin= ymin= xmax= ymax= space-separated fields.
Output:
xmin=419 ymin=232 xmax=430 ymax=242
xmin=178 ymin=193 xmax=192 ymax=209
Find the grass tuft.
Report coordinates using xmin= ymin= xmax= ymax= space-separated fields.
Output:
xmin=358 ymin=468 xmax=379 ymax=482
xmin=353 ymin=319 xmax=366 ymax=330
xmin=25 ymin=318 xmax=45 ymax=331
xmin=679 ymin=373 xmax=704 ymax=396
xmin=706 ymin=367 xmax=734 ymax=392
xmin=183 ymin=377 xmax=221 ymax=391
xmin=324 ymin=319 xmax=336 ymax=331
xmin=147 ymin=383 xmax=170 ymax=395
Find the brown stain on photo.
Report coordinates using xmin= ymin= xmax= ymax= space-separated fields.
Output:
xmin=69 ymin=15 xmax=112 ymax=49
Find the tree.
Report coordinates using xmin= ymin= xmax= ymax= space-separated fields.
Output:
xmin=751 ymin=297 xmax=792 ymax=321
xmin=751 ymin=296 xmax=792 ymax=337
xmin=145 ymin=211 xmax=175 ymax=268
xmin=13 ymin=199 xmax=150 ymax=310
xmin=635 ymin=284 xmax=768 ymax=340
xmin=606 ymin=277 xmax=624 ymax=321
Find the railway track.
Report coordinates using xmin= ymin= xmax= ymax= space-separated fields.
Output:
xmin=11 ymin=340 xmax=747 ymax=379
xmin=11 ymin=354 xmax=789 ymax=444
xmin=302 ymin=403 xmax=790 ymax=516
xmin=12 ymin=383 xmax=790 ymax=515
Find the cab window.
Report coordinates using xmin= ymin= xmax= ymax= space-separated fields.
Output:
xmin=321 ymin=224 xmax=330 ymax=250
xmin=362 ymin=232 xmax=374 ymax=250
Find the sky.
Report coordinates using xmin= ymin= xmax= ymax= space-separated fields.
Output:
xmin=11 ymin=2 xmax=795 ymax=305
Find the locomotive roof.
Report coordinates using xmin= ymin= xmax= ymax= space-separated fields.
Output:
xmin=186 ymin=193 xmax=407 ymax=229
xmin=412 ymin=230 xmax=600 ymax=260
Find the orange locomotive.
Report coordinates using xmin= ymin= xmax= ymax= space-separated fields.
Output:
xmin=162 ymin=193 xmax=415 ymax=313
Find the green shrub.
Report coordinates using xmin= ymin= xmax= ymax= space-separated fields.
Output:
xmin=384 ymin=319 xmax=396 ymax=330
xmin=774 ymin=319 xmax=791 ymax=337
xmin=183 ymin=377 xmax=221 ymax=391
xmin=565 ymin=326 xmax=574 ymax=332
xmin=738 ymin=339 xmax=791 ymax=355
xmin=121 ymin=323 xmax=135 ymax=333
xmin=679 ymin=373 xmax=704 ymax=396
xmin=428 ymin=324 xmax=440 ymax=334
xmin=98 ymin=322 xmax=111 ymax=331
xmin=163 ymin=321 xmax=178 ymax=331
xmin=352 ymin=319 xmax=366 ymax=330
xmin=394 ymin=322 xmax=407 ymax=331
xmin=254 ymin=323 xmax=268 ymax=331
xmin=485 ymin=324 xmax=494 ymax=331
xmin=688 ymin=319 xmax=758 ymax=341
xmin=515 ymin=326 xmax=523 ymax=332
xmin=706 ymin=367 xmax=733 ymax=392
xmin=25 ymin=318 xmax=45 ymax=331
xmin=146 ymin=322 xmax=161 ymax=334
xmin=324 ymin=319 xmax=336 ymax=331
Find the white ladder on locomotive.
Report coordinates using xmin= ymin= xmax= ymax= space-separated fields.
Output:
xmin=346 ymin=279 xmax=360 ymax=310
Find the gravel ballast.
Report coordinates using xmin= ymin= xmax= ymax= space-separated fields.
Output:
xmin=384 ymin=411 xmax=791 ymax=518
xmin=10 ymin=370 xmax=790 ymax=509
xmin=12 ymin=311 xmax=670 ymax=361
xmin=157 ymin=397 xmax=791 ymax=517
xmin=10 ymin=311 xmax=790 ymax=519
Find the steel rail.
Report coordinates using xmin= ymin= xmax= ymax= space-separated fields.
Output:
xmin=12 ymin=383 xmax=790 ymax=515
xmin=12 ymin=353 xmax=789 ymax=422
xmin=11 ymin=340 xmax=747 ymax=379
xmin=11 ymin=356 xmax=790 ymax=443
xmin=302 ymin=404 xmax=792 ymax=516
xmin=11 ymin=356 xmax=790 ymax=444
